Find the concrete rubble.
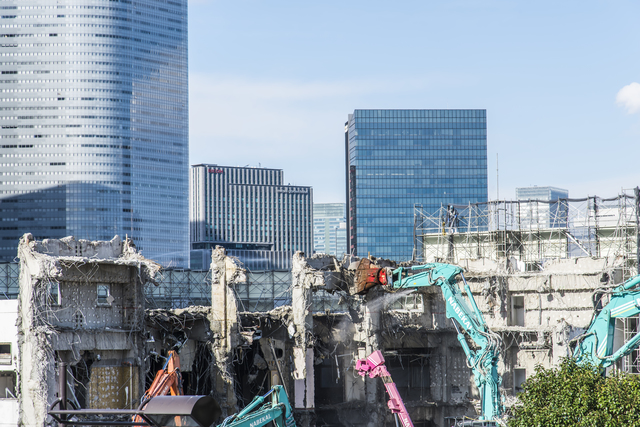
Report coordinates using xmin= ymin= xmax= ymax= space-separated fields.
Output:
xmin=14 ymin=235 xmax=638 ymax=427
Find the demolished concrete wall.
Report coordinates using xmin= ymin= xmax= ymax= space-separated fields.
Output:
xmin=17 ymin=234 xmax=159 ymax=427
xmin=209 ymin=246 xmax=247 ymax=416
xmin=131 ymin=249 xmax=631 ymax=427
xmin=281 ymin=252 xmax=633 ymax=427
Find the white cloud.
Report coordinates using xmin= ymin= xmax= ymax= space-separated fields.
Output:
xmin=616 ymin=82 xmax=640 ymax=114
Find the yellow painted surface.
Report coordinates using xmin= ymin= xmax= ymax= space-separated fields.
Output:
xmin=87 ymin=366 xmax=139 ymax=409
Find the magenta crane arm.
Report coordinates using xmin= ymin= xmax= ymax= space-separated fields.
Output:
xmin=355 ymin=351 xmax=414 ymax=427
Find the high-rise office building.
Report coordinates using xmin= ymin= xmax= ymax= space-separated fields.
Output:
xmin=516 ymin=186 xmax=569 ymax=228
xmin=346 ymin=109 xmax=488 ymax=261
xmin=0 ymin=1 xmax=189 ymax=266
xmin=313 ymin=203 xmax=346 ymax=258
xmin=190 ymin=164 xmax=313 ymax=270
xmin=516 ymin=186 xmax=568 ymax=202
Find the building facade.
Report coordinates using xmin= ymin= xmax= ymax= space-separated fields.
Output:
xmin=0 ymin=1 xmax=189 ymax=267
xmin=516 ymin=186 xmax=569 ymax=202
xmin=190 ymin=164 xmax=313 ymax=270
xmin=346 ymin=109 xmax=488 ymax=261
xmin=516 ymin=186 xmax=569 ymax=229
xmin=313 ymin=203 xmax=346 ymax=258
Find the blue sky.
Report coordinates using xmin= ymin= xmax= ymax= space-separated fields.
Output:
xmin=188 ymin=0 xmax=640 ymax=203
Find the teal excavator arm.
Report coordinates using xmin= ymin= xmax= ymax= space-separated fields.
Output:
xmin=354 ymin=262 xmax=503 ymax=421
xmin=387 ymin=263 xmax=503 ymax=421
xmin=218 ymin=385 xmax=296 ymax=427
xmin=573 ymin=274 xmax=640 ymax=369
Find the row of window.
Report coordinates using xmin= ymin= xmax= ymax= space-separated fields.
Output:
xmin=0 ymin=60 xmax=185 ymax=80
xmin=0 ymin=79 xmax=185 ymax=92
xmin=3 ymin=69 xmax=181 ymax=84
xmin=353 ymin=109 xmax=486 ymax=118
xmin=0 ymin=23 xmax=184 ymax=43
xmin=354 ymin=129 xmax=487 ymax=137
xmin=0 ymin=45 xmax=184 ymax=62
xmin=1 ymin=118 xmax=183 ymax=130
xmin=5 ymin=3 xmax=184 ymax=14
xmin=0 ymin=107 xmax=185 ymax=121
xmin=357 ymin=151 xmax=486 ymax=159
xmin=3 ymin=12 xmax=184 ymax=29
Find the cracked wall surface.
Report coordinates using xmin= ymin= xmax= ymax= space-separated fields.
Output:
xmin=17 ymin=233 xmax=159 ymax=427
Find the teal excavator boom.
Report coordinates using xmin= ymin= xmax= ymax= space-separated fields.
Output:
xmin=573 ymin=274 xmax=640 ymax=369
xmin=218 ymin=385 xmax=296 ymax=427
xmin=354 ymin=261 xmax=503 ymax=422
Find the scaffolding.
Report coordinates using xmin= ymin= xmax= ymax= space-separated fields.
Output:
xmin=414 ymin=190 xmax=639 ymax=276
xmin=415 ymin=189 xmax=640 ymax=373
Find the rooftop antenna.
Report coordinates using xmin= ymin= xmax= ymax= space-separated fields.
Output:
xmin=496 ymin=153 xmax=499 ymax=201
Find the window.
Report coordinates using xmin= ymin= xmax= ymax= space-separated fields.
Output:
xmin=0 ymin=371 xmax=16 ymax=398
xmin=97 ymin=284 xmax=112 ymax=306
xmin=0 ymin=343 xmax=10 ymax=365
xmin=514 ymin=368 xmax=526 ymax=394
xmin=390 ymin=293 xmax=424 ymax=313
xmin=386 ymin=350 xmax=430 ymax=401
xmin=510 ymin=296 xmax=525 ymax=326
xmin=48 ymin=280 xmax=60 ymax=305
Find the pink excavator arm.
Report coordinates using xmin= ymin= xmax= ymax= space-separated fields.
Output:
xmin=355 ymin=350 xmax=414 ymax=427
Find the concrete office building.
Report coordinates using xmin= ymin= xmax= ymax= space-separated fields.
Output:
xmin=346 ymin=109 xmax=488 ymax=261
xmin=0 ymin=1 xmax=189 ymax=267
xmin=313 ymin=203 xmax=347 ymax=258
xmin=190 ymin=164 xmax=313 ymax=270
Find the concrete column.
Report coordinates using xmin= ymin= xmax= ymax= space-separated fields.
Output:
xmin=291 ymin=252 xmax=314 ymax=411
xmin=209 ymin=246 xmax=246 ymax=415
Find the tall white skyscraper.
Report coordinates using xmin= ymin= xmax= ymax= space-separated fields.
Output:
xmin=0 ymin=1 xmax=189 ymax=266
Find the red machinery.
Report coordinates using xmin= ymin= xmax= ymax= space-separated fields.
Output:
xmin=355 ymin=351 xmax=414 ymax=427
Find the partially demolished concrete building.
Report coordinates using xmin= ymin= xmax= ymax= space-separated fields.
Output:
xmin=17 ymin=234 xmax=160 ymax=427
xmin=13 ymin=190 xmax=640 ymax=427
xmin=145 ymin=249 xmax=640 ymax=427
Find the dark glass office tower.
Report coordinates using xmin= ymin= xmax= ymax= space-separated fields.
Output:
xmin=345 ymin=109 xmax=488 ymax=261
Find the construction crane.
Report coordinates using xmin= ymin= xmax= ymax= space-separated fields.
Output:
xmin=356 ymin=350 xmax=414 ymax=427
xmin=572 ymin=273 xmax=640 ymax=369
xmin=353 ymin=261 xmax=503 ymax=423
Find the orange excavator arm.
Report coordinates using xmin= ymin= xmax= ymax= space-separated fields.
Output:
xmin=133 ymin=350 xmax=183 ymax=422
xmin=142 ymin=350 xmax=183 ymax=400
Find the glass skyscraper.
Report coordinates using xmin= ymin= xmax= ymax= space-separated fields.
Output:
xmin=346 ymin=109 xmax=488 ymax=261
xmin=313 ymin=203 xmax=346 ymax=258
xmin=0 ymin=1 xmax=189 ymax=266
